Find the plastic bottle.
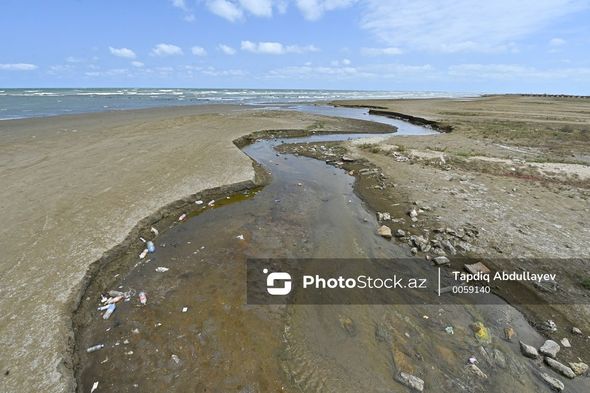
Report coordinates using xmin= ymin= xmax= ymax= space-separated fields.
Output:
xmin=139 ymin=291 xmax=147 ymax=305
xmin=146 ymin=241 xmax=155 ymax=253
xmin=102 ymin=303 xmax=116 ymax=319
xmin=86 ymin=344 xmax=105 ymax=353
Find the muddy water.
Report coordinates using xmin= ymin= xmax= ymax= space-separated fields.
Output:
xmin=75 ymin=115 xmax=589 ymax=392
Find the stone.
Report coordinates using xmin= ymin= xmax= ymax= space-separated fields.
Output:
xmin=433 ymin=256 xmax=450 ymax=265
xmin=493 ymin=349 xmax=507 ymax=369
xmin=572 ymin=327 xmax=582 ymax=335
xmin=441 ymin=239 xmax=457 ymax=255
xmin=560 ymin=338 xmax=571 ymax=348
xmin=410 ymin=247 xmax=418 ymax=255
xmin=538 ymin=372 xmax=565 ymax=391
xmin=395 ymin=372 xmax=424 ymax=392
xmin=464 ymin=262 xmax=491 ymax=275
xmin=539 ymin=340 xmax=560 ymax=358
xmin=341 ymin=155 xmax=355 ymax=162
xmin=543 ymin=320 xmax=557 ymax=333
xmin=394 ymin=229 xmax=406 ymax=237
xmin=466 ymin=364 xmax=487 ymax=379
xmin=545 ymin=357 xmax=576 ymax=379
xmin=568 ymin=362 xmax=588 ymax=376
xmin=519 ymin=341 xmax=539 ymax=359
xmin=377 ymin=225 xmax=392 ymax=239
xmin=409 ymin=208 xmax=418 ymax=218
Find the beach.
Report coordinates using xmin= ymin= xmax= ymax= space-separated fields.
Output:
xmin=0 ymin=105 xmax=390 ymax=393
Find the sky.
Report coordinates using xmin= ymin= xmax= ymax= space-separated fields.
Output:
xmin=1 ymin=0 xmax=589 ymax=93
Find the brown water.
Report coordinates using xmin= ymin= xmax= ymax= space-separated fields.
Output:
xmin=75 ymin=120 xmax=589 ymax=392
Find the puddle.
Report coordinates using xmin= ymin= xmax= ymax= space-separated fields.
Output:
xmin=74 ymin=111 xmax=589 ymax=392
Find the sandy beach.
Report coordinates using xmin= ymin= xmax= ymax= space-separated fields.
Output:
xmin=0 ymin=105 xmax=390 ymax=393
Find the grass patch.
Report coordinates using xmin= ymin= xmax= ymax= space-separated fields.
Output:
xmin=581 ymin=277 xmax=590 ymax=290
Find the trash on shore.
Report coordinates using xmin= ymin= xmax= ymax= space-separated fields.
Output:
xmin=445 ymin=326 xmax=454 ymax=335
xmin=138 ymin=291 xmax=147 ymax=305
xmin=236 ymin=234 xmax=244 ymax=240
xmin=468 ymin=356 xmax=477 ymax=364
xmin=195 ymin=200 xmax=203 ymax=205
xmin=150 ymin=226 xmax=159 ymax=236
xmin=139 ymin=248 xmax=148 ymax=259
xmin=171 ymin=354 xmax=180 ymax=364
xmin=91 ymin=381 xmax=99 ymax=393
xmin=102 ymin=303 xmax=116 ymax=319
xmin=86 ymin=344 xmax=105 ymax=353
xmin=182 ymin=306 xmax=188 ymax=313
xmin=146 ymin=241 xmax=155 ymax=253
xmin=155 ymin=267 xmax=169 ymax=273
xmin=208 ymin=200 xmax=215 ymax=206
xmin=178 ymin=213 xmax=187 ymax=221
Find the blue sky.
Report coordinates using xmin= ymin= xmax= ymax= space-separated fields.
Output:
xmin=1 ymin=0 xmax=589 ymax=93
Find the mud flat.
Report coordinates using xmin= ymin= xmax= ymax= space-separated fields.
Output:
xmin=287 ymin=95 xmax=590 ymax=367
xmin=0 ymin=105 xmax=392 ymax=393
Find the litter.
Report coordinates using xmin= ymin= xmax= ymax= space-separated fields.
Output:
xmin=178 ymin=213 xmax=187 ymax=221
xmin=236 ymin=234 xmax=244 ymax=240
xmin=86 ymin=344 xmax=105 ymax=353
xmin=108 ymin=290 xmax=125 ymax=298
xmin=195 ymin=200 xmax=204 ymax=205
xmin=208 ymin=200 xmax=215 ymax=206
xmin=146 ymin=241 xmax=155 ymax=253
xmin=468 ymin=356 xmax=478 ymax=364
xmin=155 ymin=267 xmax=169 ymax=273
xmin=138 ymin=291 xmax=147 ymax=305
xmin=106 ymin=295 xmax=124 ymax=304
xmin=445 ymin=326 xmax=454 ymax=335
xmin=139 ymin=237 xmax=147 ymax=243
xmin=150 ymin=226 xmax=159 ymax=236
xmin=182 ymin=307 xmax=188 ymax=313
xmin=171 ymin=354 xmax=180 ymax=364
xmin=91 ymin=381 xmax=99 ymax=393
xmin=139 ymin=249 xmax=148 ymax=259
xmin=102 ymin=304 xmax=116 ymax=320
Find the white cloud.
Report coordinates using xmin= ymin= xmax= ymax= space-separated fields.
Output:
xmin=241 ymin=40 xmax=319 ymax=54
xmin=360 ymin=0 xmax=588 ymax=52
xmin=201 ymin=66 xmax=248 ymax=76
xmin=266 ymin=62 xmax=433 ymax=80
xmin=361 ymin=47 xmax=403 ymax=56
xmin=151 ymin=43 xmax=184 ymax=56
xmin=549 ymin=37 xmax=566 ymax=46
xmin=207 ymin=0 xmax=244 ymax=22
xmin=109 ymin=47 xmax=137 ymax=59
xmin=191 ymin=46 xmax=207 ymax=56
xmin=171 ymin=0 xmax=188 ymax=10
xmin=239 ymin=0 xmax=273 ymax=17
xmin=219 ymin=44 xmax=237 ymax=55
xmin=295 ymin=0 xmax=357 ymax=21
xmin=170 ymin=0 xmax=195 ymax=21
xmin=131 ymin=61 xmax=144 ymax=67
xmin=0 ymin=63 xmax=38 ymax=71
xmin=448 ymin=63 xmax=590 ymax=80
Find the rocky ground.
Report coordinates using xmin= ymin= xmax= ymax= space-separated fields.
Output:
xmin=277 ymin=95 xmax=590 ymax=390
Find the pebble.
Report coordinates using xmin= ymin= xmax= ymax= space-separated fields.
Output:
xmin=394 ymin=229 xmax=406 ymax=237
xmin=545 ymin=357 xmax=576 ymax=379
xmin=569 ymin=362 xmax=588 ymax=376
xmin=560 ymin=338 xmax=571 ymax=348
xmin=377 ymin=225 xmax=392 ymax=239
xmin=538 ymin=372 xmax=565 ymax=391
xmin=433 ymin=256 xmax=450 ymax=265
xmin=539 ymin=340 xmax=560 ymax=358
xmin=395 ymin=372 xmax=424 ymax=392
xmin=519 ymin=341 xmax=539 ymax=359
xmin=572 ymin=327 xmax=582 ymax=335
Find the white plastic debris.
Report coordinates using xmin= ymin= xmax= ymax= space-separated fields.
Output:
xmin=445 ymin=326 xmax=454 ymax=335
xmin=468 ymin=356 xmax=477 ymax=364
xmin=171 ymin=354 xmax=180 ymax=364
xmin=139 ymin=249 xmax=148 ymax=259
xmin=208 ymin=200 xmax=215 ymax=206
xmin=91 ymin=381 xmax=99 ymax=393
xmin=178 ymin=213 xmax=187 ymax=221
xmin=236 ymin=234 xmax=244 ymax=240
xmin=150 ymin=226 xmax=159 ymax=236
xmin=102 ymin=304 xmax=116 ymax=320
xmin=195 ymin=200 xmax=203 ymax=205
xmin=155 ymin=267 xmax=169 ymax=273
xmin=182 ymin=307 xmax=188 ymax=313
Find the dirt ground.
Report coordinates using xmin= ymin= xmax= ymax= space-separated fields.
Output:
xmin=281 ymin=95 xmax=590 ymax=365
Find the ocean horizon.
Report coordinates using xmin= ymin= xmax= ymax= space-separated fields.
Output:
xmin=0 ymin=88 xmax=473 ymax=120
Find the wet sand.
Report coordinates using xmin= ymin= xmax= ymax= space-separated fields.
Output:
xmin=0 ymin=105 xmax=392 ymax=393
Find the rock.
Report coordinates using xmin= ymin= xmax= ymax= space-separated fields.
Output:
xmin=493 ymin=349 xmax=507 ymax=369
xmin=408 ymin=208 xmax=418 ymax=218
xmin=382 ymin=212 xmax=391 ymax=221
xmin=519 ymin=341 xmax=539 ymax=359
xmin=410 ymin=235 xmax=428 ymax=247
xmin=545 ymin=357 xmax=576 ymax=379
xmin=394 ymin=229 xmax=406 ymax=237
xmin=377 ymin=225 xmax=392 ymax=239
xmin=419 ymin=243 xmax=431 ymax=253
xmin=464 ymin=262 xmax=491 ymax=275
xmin=441 ymin=239 xmax=457 ymax=255
xmin=539 ymin=340 xmax=560 ymax=358
xmin=538 ymin=372 xmax=565 ymax=391
xmin=466 ymin=364 xmax=487 ymax=379
xmin=341 ymin=155 xmax=355 ymax=162
xmin=395 ymin=372 xmax=424 ymax=392
xmin=504 ymin=327 xmax=516 ymax=341
xmin=410 ymin=247 xmax=418 ymax=255
xmin=572 ymin=327 xmax=582 ymax=335
xmin=569 ymin=362 xmax=588 ymax=376
xmin=433 ymin=256 xmax=450 ymax=265
xmin=560 ymin=338 xmax=571 ymax=348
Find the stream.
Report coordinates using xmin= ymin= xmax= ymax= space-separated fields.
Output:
xmin=74 ymin=107 xmax=588 ymax=392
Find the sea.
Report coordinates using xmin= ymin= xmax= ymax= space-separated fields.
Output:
xmin=0 ymin=88 xmax=472 ymax=120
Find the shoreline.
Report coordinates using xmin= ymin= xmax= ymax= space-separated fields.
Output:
xmin=0 ymin=104 xmax=393 ymax=393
